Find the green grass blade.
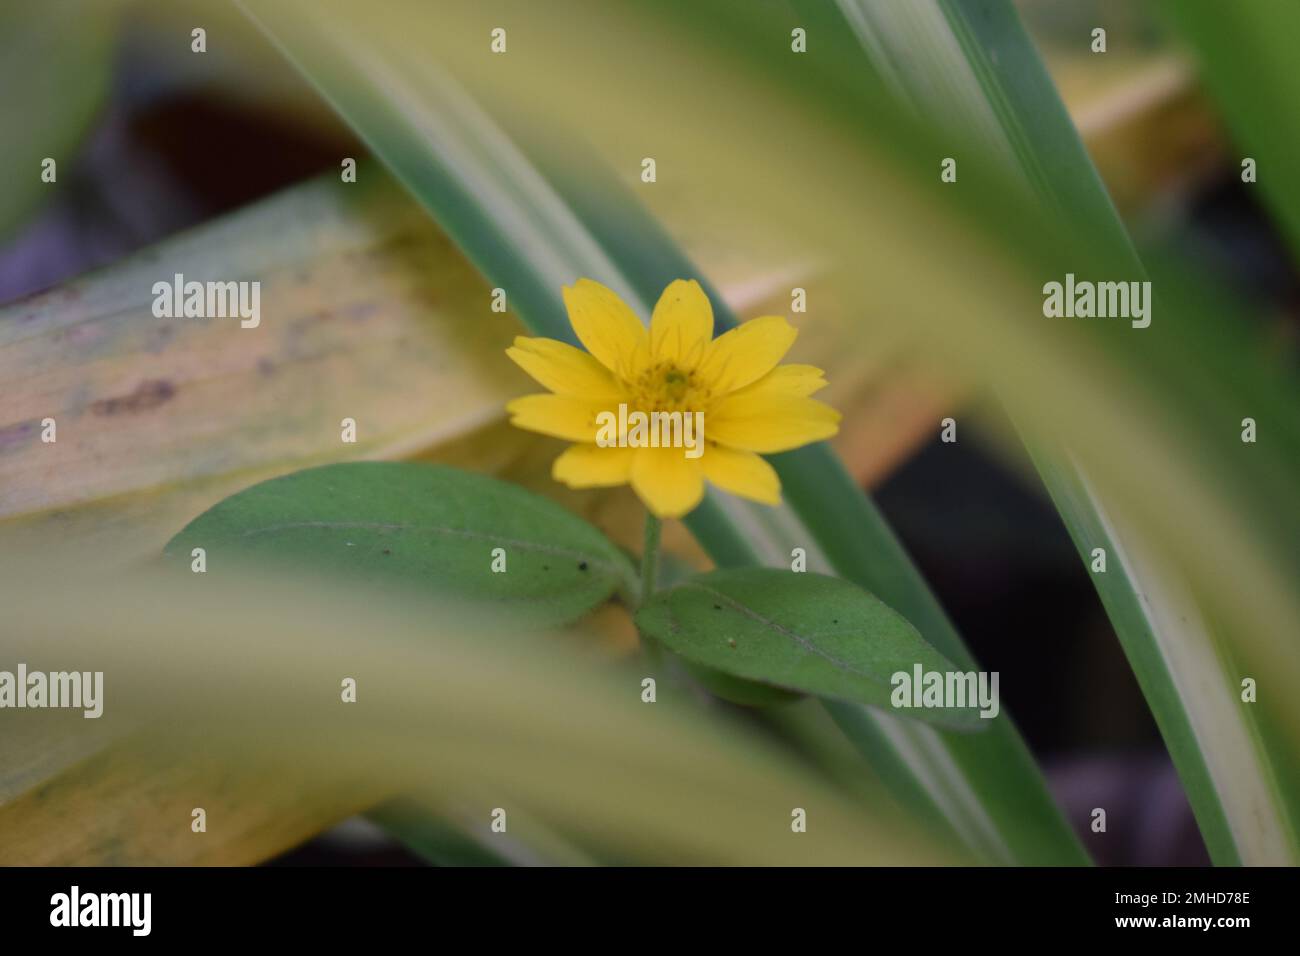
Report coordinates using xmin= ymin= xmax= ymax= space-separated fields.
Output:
xmin=0 ymin=1 xmax=115 ymax=240
xmin=369 ymin=801 xmax=511 ymax=866
xmin=812 ymin=0 xmax=1299 ymax=863
xmin=369 ymin=798 xmax=599 ymax=866
xmin=1027 ymin=443 xmax=1293 ymax=865
xmin=1159 ymin=0 xmax=1300 ymax=259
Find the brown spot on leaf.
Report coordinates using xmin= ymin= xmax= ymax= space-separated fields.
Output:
xmin=90 ymin=379 xmax=176 ymax=416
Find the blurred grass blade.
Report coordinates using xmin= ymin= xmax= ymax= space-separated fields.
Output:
xmin=812 ymin=0 xmax=1297 ymax=863
xmin=0 ymin=0 xmax=115 ymax=241
xmin=1159 ymin=0 xmax=1300 ymax=259
xmin=0 ymin=731 xmax=383 ymax=865
xmin=371 ymin=798 xmax=599 ymax=866
xmin=1030 ymin=446 xmax=1290 ymax=865
xmin=369 ymin=800 xmax=513 ymax=867
xmin=815 ymin=0 xmax=1136 ymax=256
xmin=1 ymin=557 xmax=953 ymax=865
xmin=238 ymin=0 xmax=1086 ymax=864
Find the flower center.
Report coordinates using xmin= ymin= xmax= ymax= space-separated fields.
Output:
xmin=630 ymin=362 xmax=711 ymax=413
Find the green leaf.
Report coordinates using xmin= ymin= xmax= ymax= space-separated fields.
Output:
xmin=637 ymin=569 xmax=986 ymax=731
xmin=680 ymin=662 xmax=803 ymax=709
xmin=163 ymin=462 xmax=635 ymax=625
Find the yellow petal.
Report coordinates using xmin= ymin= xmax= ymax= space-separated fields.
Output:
xmin=552 ymin=443 xmax=635 ymax=488
xmin=506 ymin=336 xmax=624 ymax=399
xmin=561 ymin=278 xmax=648 ymax=380
xmin=696 ymin=315 xmax=798 ymax=395
xmin=708 ymin=395 xmax=841 ymax=453
xmin=506 ymin=393 xmax=612 ymax=442
xmin=649 ymin=279 xmax=713 ymax=366
xmin=702 ymin=444 xmax=781 ymax=505
xmin=630 ymin=446 xmax=705 ymax=518
xmin=728 ymin=363 xmax=828 ymax=400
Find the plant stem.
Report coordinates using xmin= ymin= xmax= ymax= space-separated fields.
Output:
xmin=639 ymin=511 xmax=661 ymax=606
xmin=637 ymin=511 xmax=664 ymax=667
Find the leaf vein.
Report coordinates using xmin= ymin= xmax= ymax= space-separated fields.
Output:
xmin=236 ymin=520 xmax=617 ymax=569
xmin=682 ymin=582 xmax=884 ymax=684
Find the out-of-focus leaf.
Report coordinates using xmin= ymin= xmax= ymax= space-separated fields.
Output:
xmin=1160 ymin=0 xmax=1300 ymax=260
xmin=370 ymin=797 xmax=599 ymax=867
xmin=1028 ymin=445 xmax=1285 ymax=865
xmin=0 ymin=554 xmax=954 ymax=865
xmin=0 ymin=1 xmax=116 ymax=240
xmin=164 ymin=462 xmax=635 ymax=623
xmin=0 ymin=733 xmax=381 ymax=866
xmin=0 ymin=174 xmax=521 ymax=564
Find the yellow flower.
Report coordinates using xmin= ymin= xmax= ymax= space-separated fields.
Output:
xmin=505 ymin=278 xmax=840 ymax=518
